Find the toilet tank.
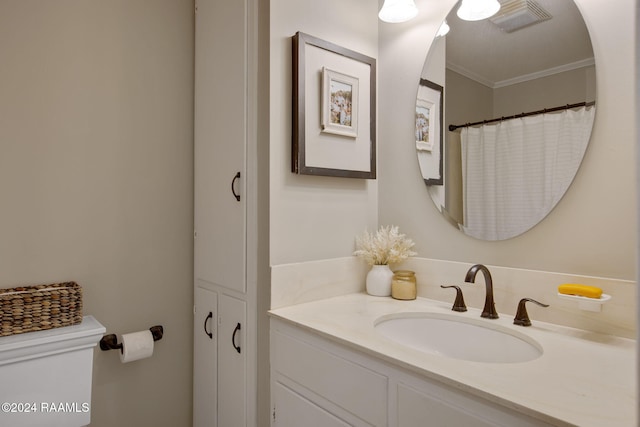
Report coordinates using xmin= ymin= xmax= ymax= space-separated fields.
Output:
xmin=0 ymin=316 xmax=105 ymax=427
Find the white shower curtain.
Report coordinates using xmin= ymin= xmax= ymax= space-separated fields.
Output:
xmin=460 ymin=106 xmax=595 ymax=241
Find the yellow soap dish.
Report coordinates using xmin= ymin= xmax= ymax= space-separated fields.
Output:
xmin=556 ymin=293 xmax=611 ymax=312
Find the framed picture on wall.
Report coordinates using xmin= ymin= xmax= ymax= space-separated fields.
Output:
xmin=292 ymin=31 xmax=377 ymax=179
xmin=416 ymin=78 xmax=443 ymax=185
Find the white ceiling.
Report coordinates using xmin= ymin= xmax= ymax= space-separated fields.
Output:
xmin=444 ymin=0 xmax=594 ymax=87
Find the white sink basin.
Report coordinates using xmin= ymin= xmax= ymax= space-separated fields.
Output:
xmin=374 ymin=313 xmax=542 ymax=363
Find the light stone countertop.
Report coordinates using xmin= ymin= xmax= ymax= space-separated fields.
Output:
xmin=268 ymin=293 xmax=637 ymax=427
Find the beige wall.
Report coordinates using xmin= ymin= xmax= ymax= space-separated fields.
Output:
xmin=446 ymin=70 xmax=494 ymax=126
xmin=445 ymin=64 xmax=595 ymax=127
xmin=0 ymin=1 xmax=194 ymax=426
xmin=379 ymin=0 xmax=637 ymax=281
xmin=269 ymin=0 xmax=379 ymax=266
xmin=493 ymin=65 xmax=595 ymax=117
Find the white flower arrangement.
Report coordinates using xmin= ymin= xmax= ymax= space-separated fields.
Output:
xmin=353 ymin=225 xmax=417 ymax=266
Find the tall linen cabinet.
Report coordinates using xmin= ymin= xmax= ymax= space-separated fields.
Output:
xmin=193 ymin=0 xmax=269 ymax=425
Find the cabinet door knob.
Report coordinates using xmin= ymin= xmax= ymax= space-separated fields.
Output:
xmin=231 ymin=172 xmax=241 ymax=201
xmin=204 ymin=311 xmax=213 ymax=339
xmin=232 ymin=322 xmax=242 ymax=354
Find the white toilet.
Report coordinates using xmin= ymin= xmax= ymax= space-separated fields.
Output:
xmin=0 ymin=316 xmax=105 ymax=427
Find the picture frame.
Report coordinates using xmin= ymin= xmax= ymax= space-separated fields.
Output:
xmin=415 ymin=78 xmax=443 ymax=185
xmin=292 ymin=32 xmax=376 ymax=179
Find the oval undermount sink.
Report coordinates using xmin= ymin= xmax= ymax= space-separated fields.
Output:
xmin=374 ymin=313 xmax=542 ymax=363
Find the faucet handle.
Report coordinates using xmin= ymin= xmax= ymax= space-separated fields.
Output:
xmin=440 ymin=285 xmax=467 ymax=312
xmin=514 ymin=298 xmax=549 ymax=326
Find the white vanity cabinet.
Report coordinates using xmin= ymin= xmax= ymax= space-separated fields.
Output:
xmin=194 ymin=0 xmax=260 ymax=425
xmin=271 ymin=323 xmax=388 ymax=426
xmin=270 ymin=319 xmax=553 ymax=427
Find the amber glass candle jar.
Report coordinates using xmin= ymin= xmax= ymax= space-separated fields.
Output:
xmin=391 ymin=270 xmax=417 ymax=300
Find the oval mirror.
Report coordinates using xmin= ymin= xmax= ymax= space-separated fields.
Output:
xmin=416 ymin=0 xmax=596 ymax=241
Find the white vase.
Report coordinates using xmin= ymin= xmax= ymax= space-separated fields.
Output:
xmin=366 ymin=265 xmax=394 ymax=296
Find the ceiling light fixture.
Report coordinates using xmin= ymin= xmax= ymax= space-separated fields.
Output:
xmin=456 ymin=0 xmax=501 ymax=21
xmin=378 ymin=0 xmax=418 ymax=23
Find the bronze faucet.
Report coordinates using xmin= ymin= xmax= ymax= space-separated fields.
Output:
xmin=440 ymin=285 xmax=467 ymax=312
xmin=513 ymin=298 xmax=549 ymax=326
xmin=464 ymin=264 xmax=499 ymax=319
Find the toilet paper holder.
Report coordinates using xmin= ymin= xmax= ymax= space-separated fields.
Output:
xmin=99 ymin=325 xmax=164 ymax=353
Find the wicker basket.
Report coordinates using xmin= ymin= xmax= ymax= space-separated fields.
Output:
xmin=0 ymin=282 xmax=83 ymax=337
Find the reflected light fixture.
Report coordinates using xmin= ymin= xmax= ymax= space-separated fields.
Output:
xmin=378 ymin=0 xmax=418 ymax=23
xmin=456 ymin=0 xmax=501 ymax=21
xmin=436 ymin=20 xmax=450 ymax=37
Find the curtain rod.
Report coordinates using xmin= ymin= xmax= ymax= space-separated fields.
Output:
xmin=448 ymin=101 xmax=596 ymax=132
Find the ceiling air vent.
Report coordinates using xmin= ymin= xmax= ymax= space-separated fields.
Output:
xmin=489 ymin=0 xmax=552 ymax=33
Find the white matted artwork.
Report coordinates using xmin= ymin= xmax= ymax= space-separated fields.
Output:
xmin=415 ymin=79 xmax=443 ymax=185
xmin=322 ymin=68 xmax=359 ymax=138
xmin=415 ymin=99 xmax=434 ymax=152
xmin=292 ymin=32 xmax=376 ymax=179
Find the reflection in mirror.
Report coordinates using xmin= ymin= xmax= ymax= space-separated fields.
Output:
xmin=416 ymin=0 xmax=596 ymax=241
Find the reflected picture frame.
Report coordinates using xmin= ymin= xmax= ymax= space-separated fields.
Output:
xmin=292 ymin=32 xmax=376 ymax=179
xmin=416 ymin=79 xmax=443 ymax=185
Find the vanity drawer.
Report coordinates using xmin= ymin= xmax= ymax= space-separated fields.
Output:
xmin=271 ymin=326 xmax=388 ymax=426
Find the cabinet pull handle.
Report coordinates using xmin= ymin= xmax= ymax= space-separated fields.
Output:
xmin=232 ymin=322 xmax=241 ymax=354
xmin=204 ymin=311 xmax=213 ymax=339
xmin=231 ymin=172 xmax=241 ymax=202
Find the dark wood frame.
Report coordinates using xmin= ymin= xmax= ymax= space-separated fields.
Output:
xmin=418 ymin=78 xmax=443 ymax=186
xmin=292 ymin=31 xmax=377 ymax=179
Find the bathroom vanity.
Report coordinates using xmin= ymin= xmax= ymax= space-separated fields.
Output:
xmin=269 ymin=294 xmax=636 ymax=427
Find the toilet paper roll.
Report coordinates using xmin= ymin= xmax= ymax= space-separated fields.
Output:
xmin=119 ymin=330 xmax=154 ymax=363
